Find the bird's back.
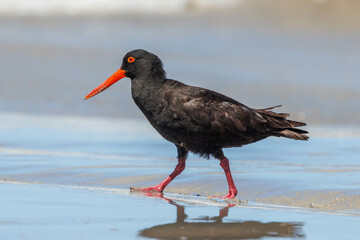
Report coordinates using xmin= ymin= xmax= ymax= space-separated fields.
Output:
xmin=133 ymin=78 xmax=308 ymax=157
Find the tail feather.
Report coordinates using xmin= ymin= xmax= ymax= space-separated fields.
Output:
xmin=278 ymin=129 xmax=309 ymax=140
xmin=288 ymin=128 xmax=308 ymax=135
xmin=255 ymin=105 xmax=309 ymax=141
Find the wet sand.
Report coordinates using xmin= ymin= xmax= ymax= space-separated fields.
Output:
xmin=1 ymin=112 xmax=360 ymax=239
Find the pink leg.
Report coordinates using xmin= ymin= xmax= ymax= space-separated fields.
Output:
xmin=218 ymin=156 xmax=238 ymax=199
xmin=131 ymin=157 xmax=186 ymax=193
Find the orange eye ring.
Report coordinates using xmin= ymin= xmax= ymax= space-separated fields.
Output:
xmin=128 ymin=57 xmax=135 ymax=63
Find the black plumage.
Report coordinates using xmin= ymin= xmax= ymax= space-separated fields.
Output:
xmin=85 ymin=49 xmax=308 ymax=199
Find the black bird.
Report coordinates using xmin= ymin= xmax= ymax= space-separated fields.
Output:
xmin=85 ymin=49 xmax=308 ymax=199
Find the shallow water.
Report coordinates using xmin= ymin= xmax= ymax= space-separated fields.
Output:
xmin=1 ymin=181 xmax=360 ymax=240
xmin=1 ymin=113 xmax=360 ymax=239
xmin=1 ymin=113 xmax=359 ymax=201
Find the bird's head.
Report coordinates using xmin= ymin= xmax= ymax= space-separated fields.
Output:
xmin=84 ymin=49 xmax=165 ymax=100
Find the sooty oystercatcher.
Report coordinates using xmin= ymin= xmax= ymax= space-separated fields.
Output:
xmin=84 ymin=49 xmax=308 ymax=199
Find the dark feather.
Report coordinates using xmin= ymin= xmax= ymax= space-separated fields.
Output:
xmin=127 ymin=51 xmax=309 ymax=158
xmin=131 ymin=79 xmax=309 ymax=157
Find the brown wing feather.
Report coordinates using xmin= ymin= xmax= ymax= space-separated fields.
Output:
xmin=157 ymin=79 xmax=308 ymax=145
xmin=164 ymin=81 xmax=269 ymax=136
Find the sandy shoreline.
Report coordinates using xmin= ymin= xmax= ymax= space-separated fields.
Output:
xmin=1 ymin=112 xmax=359 ymax=210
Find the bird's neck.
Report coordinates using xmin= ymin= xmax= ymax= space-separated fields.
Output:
xmin=131 ymin=74 xmax=165 ymax=89
xmin=131 ymin=76 xmax=165 ymax=104
xmin=130 ymin=76 xmax=167 ymax=122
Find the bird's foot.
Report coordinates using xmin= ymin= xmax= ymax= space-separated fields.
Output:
xmin=130 ymin=186 xmax=163 ymax=193
xmin=220 ymin=192 xmax=237 ymax=199
xmin=209 ymin=191 xmax=237 ymax=199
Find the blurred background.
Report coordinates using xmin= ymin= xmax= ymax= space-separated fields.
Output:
xmin=1 ymin=0 xmax=359 ymax=125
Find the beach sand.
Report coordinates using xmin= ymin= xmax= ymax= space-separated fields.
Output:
xmin=1 ymin=113 xmax=359 ymax=239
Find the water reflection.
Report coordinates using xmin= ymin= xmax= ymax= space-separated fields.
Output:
xmin=139 ymin=194 xmax=305 ymax=239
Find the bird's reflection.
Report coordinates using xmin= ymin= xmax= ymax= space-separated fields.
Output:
xmin=138 ymin=193 xmax=305 ymax=240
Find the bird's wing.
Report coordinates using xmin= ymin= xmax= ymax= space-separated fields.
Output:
xmin=157 ymin=80 xmax=269 ymax=135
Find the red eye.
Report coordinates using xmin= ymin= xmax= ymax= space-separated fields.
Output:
xmin=128 ymin=57 xmax=135 ymax=63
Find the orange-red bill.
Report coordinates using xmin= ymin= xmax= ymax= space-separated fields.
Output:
xmin=84 ymin=68 xmax=126 ymax=100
